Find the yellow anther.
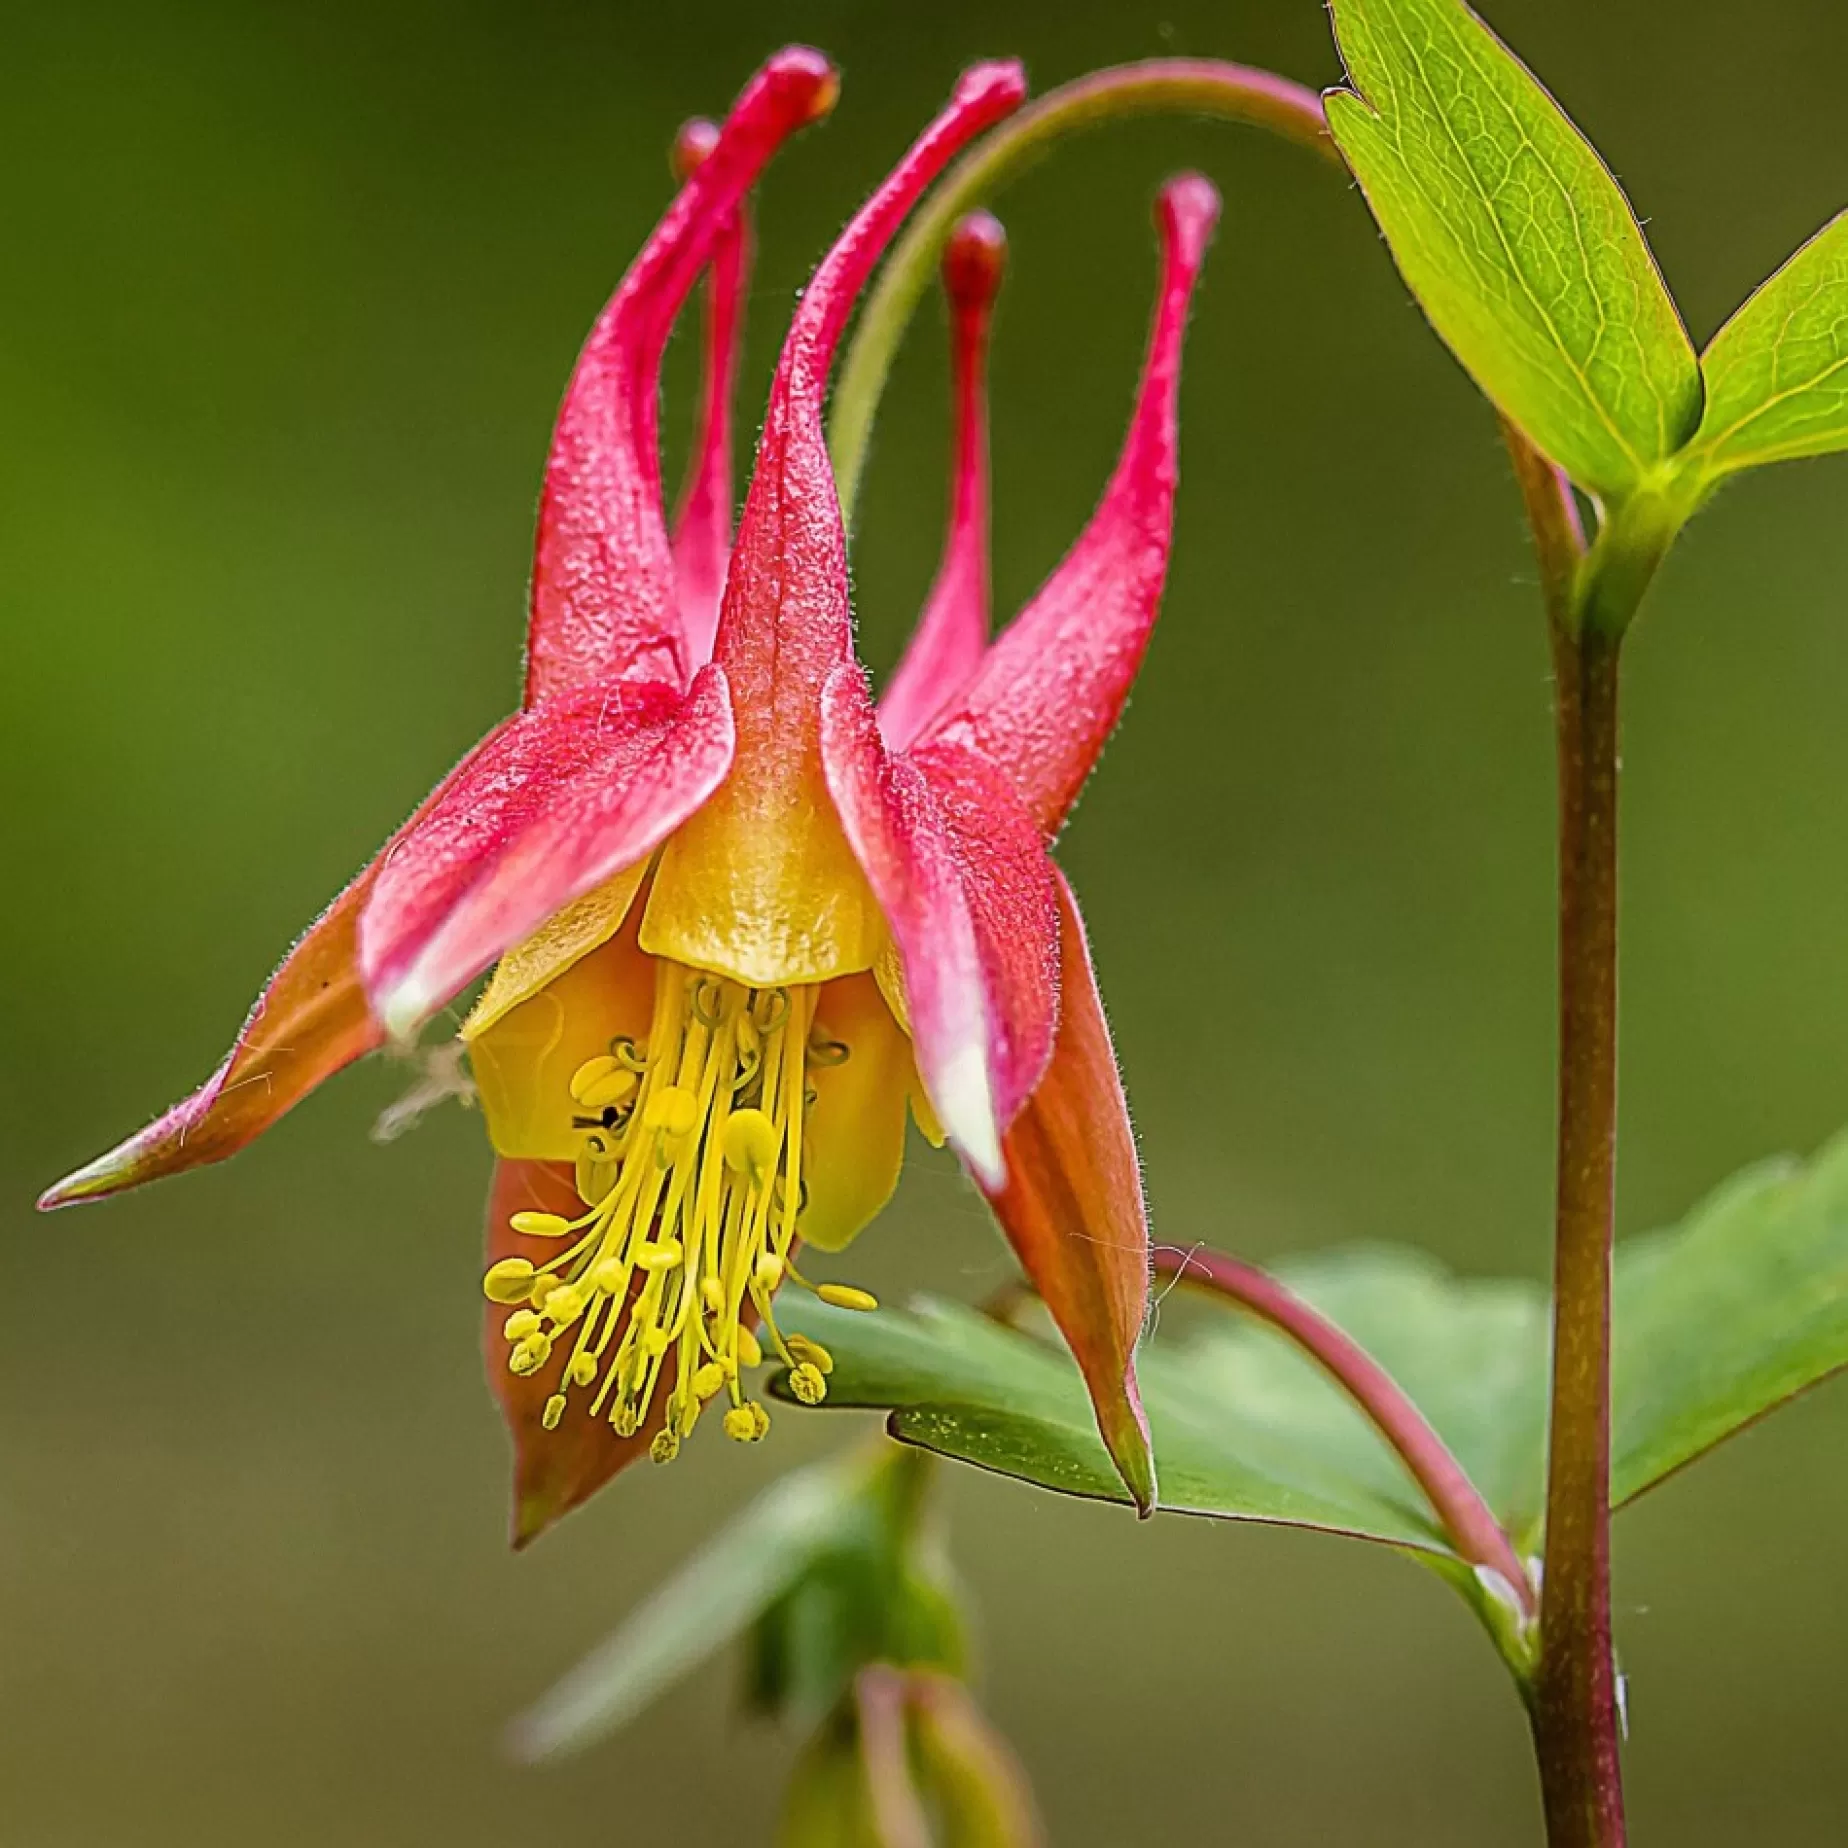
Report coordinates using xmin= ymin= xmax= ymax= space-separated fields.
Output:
xmin=649 ymin=1429 xmax=681 ymax=1464
xmin=643 ymin=1324 xmax=672 ymax=1356
xmin=700 ymin=1276 xmax=726 ymax=1315
xmin=541 ymin=1284 xmax=587 ymax=1325
xmin=575 ymin=1152 xmax=616 ymax=1206
xmin=722 ymin=1108 xmax=779 ymax=1177
xmin=528 ymin=1274 xmax=559 ymax=1307
xmin=817 ymin=1284 xmax=879 ymax=1313
xmin=691 ymin=1362 xmax=726 ymax=1401
xmin=509 ymin=1210 xmax=574 ymax=1238
xmin=636 ymin=1240 xmax=684 ymax=1273
xmin=568 ymin=1352 xmax=598 ymax=1387
xmin=722 ymin=1404 xmax=766 ymax=1444
xmin=503 ymin=1309 xmax=541 ymax=1341
xmin=541 ymin=1394 xmax=568 ymax=1431
xmin=582 ymin=1070 xmax=638 ymax=1110
xmin=612 ymin=1404 xmax=641 ymax=1437
xmin=483 ymin=1258 xmax=536 ymax=1304
xmin=509 ymin=1332 xmax=552 ymax=1375
xmin=736 ymin=1326 xmax=763 ymax=1369
xmin=570 ymin=1056 xmax=638 ymax=1110
xmin=787 ymin=1335 xmax=834 ymax=1376
xmin=787 ymin=1362 xmax=827 ymax=1406
xmin=754 ymin=1253 xmax=785 ymax=1290
xmin=591 ymin=1257 xmax=627 ymax=1296
xmin=643 ymin=1085 xmax=699 ymax=1138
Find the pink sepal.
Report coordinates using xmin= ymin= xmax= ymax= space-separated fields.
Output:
xmin=360 ymin=666 xmax=735 ymax=1035
xmin=820 ymin=662 xmax=1057 ymax=1190
xmin=38 ymin=865 xmax=383 ymax=1210
xmin=926 ymin=175 xmax=1220 ymax=836
xmin=984 ymin=868 xmax=1156 ymax=1513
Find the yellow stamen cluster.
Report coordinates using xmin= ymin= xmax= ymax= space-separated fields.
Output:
xmin=482 ymin=960 xmax=878 ymax=1457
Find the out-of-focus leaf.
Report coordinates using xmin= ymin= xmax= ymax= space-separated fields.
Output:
xmin=1612 ymin=1143 xmax=1848 ymax=1503
xmin=783 ymin=1130 xmax=1848 ymax=1552
xmin=909 ymin=1675 xmax=1045 ymax=1848
xmin=507 ymin=1451 xmax=870 ymax=1762
xmin=1683 ymin=210 xmax=1848 ymax=479
xmin=1324 ymin=0 xmax=1700 ymax=499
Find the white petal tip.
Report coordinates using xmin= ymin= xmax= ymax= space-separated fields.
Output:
xmin=933 ymin=1043 xmax=1006 ymax=1192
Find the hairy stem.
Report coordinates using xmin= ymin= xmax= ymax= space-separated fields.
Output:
xmin=829 ymin=58 xmax=1335 ymax=521
xmin=1153 ymin=1246 xmax=1533 ymax=1612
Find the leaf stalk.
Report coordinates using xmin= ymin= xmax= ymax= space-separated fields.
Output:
xmin=1152 ymin=1247 xmax=1535 ymax=1618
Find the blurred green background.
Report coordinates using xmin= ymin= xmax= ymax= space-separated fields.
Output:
xmin=4 ymin=0 xmax=1845 ymax=1841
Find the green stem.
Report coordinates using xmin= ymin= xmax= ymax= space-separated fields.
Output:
xmin=828 ymin=58 xmax=1335 ymax=522
xmin=1505 ymin=421 xmax=1626 ymax=1846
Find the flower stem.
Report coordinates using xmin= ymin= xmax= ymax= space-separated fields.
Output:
xmin=1534 ymin=602 xmax=1628 ymax=1847
xmin=828 ymin=59 xmax=1335 ymax=522
xmin=1152 ymin=1246 xmax=1534 ymax=1612
xmin=1504 ymin=421 xmax=1626 ymax=1846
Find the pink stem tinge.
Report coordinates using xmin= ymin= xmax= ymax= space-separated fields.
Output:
xmin=1154 ymin=1245 xmax=1535 ymax=1614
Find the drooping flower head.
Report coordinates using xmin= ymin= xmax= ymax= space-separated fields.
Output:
xmin=41 ymin=49 xmax=1220 ymax=1541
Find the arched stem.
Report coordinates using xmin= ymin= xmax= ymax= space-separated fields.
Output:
xmin=828 ymin=59 xmax=1335 ymax=523
xmin=1154 ymin=1246 xmax=1535 ymax=1615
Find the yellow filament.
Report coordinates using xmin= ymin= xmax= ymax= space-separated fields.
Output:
xmin=486 ymin=959 xmax=875 ymax=1457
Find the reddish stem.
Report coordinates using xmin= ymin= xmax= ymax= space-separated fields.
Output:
xmin=1154 ymin=1246 xmax=1534 ymax=1613
xmin=1504 ymin=419 xmax=1628 ymax=1846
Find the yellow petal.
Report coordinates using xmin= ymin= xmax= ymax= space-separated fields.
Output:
xmin=800 ymin=973 xmax=914 ymax=1252
xmin=461 ymin=859 xmax=650 ymax=1041
xmin=641 ymin=765 xmax=885 ymax=987
xmin=469 ymin=923 xmax=655 ymax=1160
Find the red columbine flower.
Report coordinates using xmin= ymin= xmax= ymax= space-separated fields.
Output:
xmin=40 ymin=49 xmax=1219 ymax=1539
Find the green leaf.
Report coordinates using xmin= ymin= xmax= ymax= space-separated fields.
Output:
xmin=507 ymin=1451 xmax=871 ymax=1762
xmin=1612 ymin=1143 xmax=1848 ymax=1502
xmin=783 ymin=1255 xmax=1538 ymax=1560
xmin=783 ymin=1129 xmax=1848 ymax=1555
xmin=1682 ymin=209 xmax=1848 ymax=479
xmin=1325 ymin=0 xmax=1701 ymax=499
